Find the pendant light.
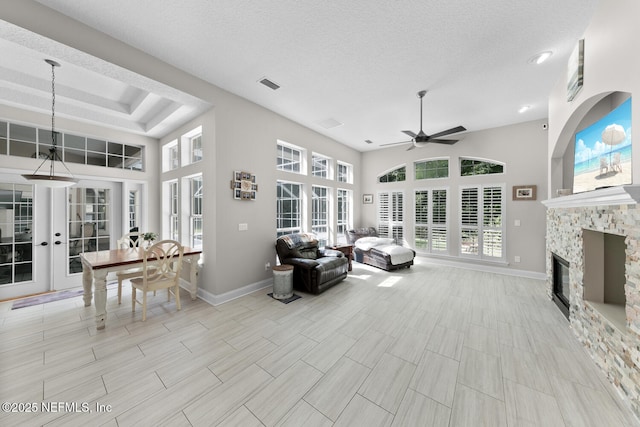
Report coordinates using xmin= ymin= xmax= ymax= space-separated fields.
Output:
xmin=22 ymin=59 xmax=78 ymax=188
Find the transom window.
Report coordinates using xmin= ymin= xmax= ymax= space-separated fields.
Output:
xmin=277 ymin=142 xmax=303 ymax=173
xmin=312 ymin=153 xmax=330 ymax=178
xmin=337 ymin=162 xmax=352 ymax=183
xmin=415 ymin=159 xmax=449 ymax=180
xmin=0 ymin=121 xmax=144 ymax=171
xmin=378 ymin=166 xmax=406 ymax=183
xmin=190 ymin=134 xmax=202 ymax=164
xmin=460 ymin=158 xmax=504 ymax=176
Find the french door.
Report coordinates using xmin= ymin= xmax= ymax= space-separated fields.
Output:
xmin=0 ymin=174 xmax=120 ymax=300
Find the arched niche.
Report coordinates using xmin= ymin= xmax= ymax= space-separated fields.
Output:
xmin=550 ymin=91 xmax=632 ymax=193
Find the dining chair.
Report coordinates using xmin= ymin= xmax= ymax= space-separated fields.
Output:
xmin=131 ymin=240 xmax=184 ymax=321
xmin=115 ymin=231 xmax=143 ymax=304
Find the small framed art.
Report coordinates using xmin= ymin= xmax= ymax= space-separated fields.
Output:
xmin=363 ymin=194 xmax=373 ymax=204
xmin=512 ymin=185 xmax=537 ymax=201
xmin=231 ymin=171 xmax=257 ymax=200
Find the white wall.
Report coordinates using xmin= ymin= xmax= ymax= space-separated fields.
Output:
xmin=362 ymin=120 xmax=549 ymax=274
xmin=548 ymin=0 xmax=640 ymax=196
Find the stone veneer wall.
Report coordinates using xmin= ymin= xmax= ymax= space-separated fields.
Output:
xmin=546 ymin=204 xmax=640 ymax=417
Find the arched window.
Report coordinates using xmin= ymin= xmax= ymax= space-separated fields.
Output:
xmin=460 ymin=158 xmax=504 ymax=176
xmin=415 ymin=158 xmax=449 ymax=180
xmin=378 ymin=165 xmax=406 ymax=183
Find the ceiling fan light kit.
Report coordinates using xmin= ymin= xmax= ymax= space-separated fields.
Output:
xmin=381 ymin=90 xmax=466 ymax=150
xmin=22 ymin=59 xmax=78 ymax=188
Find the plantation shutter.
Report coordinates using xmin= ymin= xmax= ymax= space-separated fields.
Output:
xmin=378 ymin=192 xmax=390 ymax=237
xmin=482 ymin=186 xmax=503 ymax=258
xmin=460 ymin=187 xmax=479 ymax=255
xmin=431 ymin=189 xmax=447 ymax=251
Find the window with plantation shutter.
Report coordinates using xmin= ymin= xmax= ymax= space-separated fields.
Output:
xmin=414 ymin=188 xmax=448 ymax=253
xmin=378 ymin=191 xmax=404 ymax=243
xmin=459 ymin=184 xmax=504 ymax=259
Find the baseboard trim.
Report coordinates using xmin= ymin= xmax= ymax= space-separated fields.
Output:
xmin=197 ymin=278 xmax=273 ymax=306
xmin=417 ymin=256 xmax=546 ymax=280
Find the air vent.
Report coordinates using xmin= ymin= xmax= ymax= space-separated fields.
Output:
xmin=258 ymin=77 xmax=280 ymax=90
xmin=317 ymin=118 xmax=343 ymax=129
xmin=365 ymin=139 xmax=373 ymax=144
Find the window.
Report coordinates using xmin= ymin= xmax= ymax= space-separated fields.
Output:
xmin=336 ymin=189 xmax=351 ymax=244
xmin=415 ymin=188 xmax=448 ymax=252
xmin=128 ymin=190 xmax=139 ymax=230
xmin=163 ymin=140 xmax=179 ymax=172
xmin=1 ymin=121 xmax=143 ymax=171
xmin=189 ymin=175 xmax=203 ymax=249
xmin=378 ymin=166 xmax=406 ymax=183
xmin=312 ymin=186 xmax=329 ymax=246
xmin=460 ymin=158 xmax=504 ymax=176
xmin=277 ymin=142 xmax=303 ymax=173
xmin=0 ymin=183 xmax=33 ymax=284
xmin=337 ymin=162 xmax=352 ymax=183
xmin=169 ymin=181 xmax=179 ymax=241
xmin=378 ymin=191 xmax=404 ymax=243
xmin=190 ymin=134 xmax=202 ymax=164
xmin=460 ymin=185 xmax=504 ymax=259
xmin=415 ymin=159 xmax=449 ymax=180
xmin=276 ymin=181 xmax=302 ymax=237
xmin=312 ymin=154 xmax=330 ymax=178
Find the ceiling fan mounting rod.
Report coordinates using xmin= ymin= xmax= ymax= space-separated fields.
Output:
xmin=417 ymin=90 xmax=426 ymax=134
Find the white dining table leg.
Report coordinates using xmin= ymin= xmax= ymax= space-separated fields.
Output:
xmin=187 ymin=255 xmax=199 ymax=300
xmin=81 ymin=258 xmax=93 ymax=307
xmin=93 ymin=270 xmax=108 ymax=330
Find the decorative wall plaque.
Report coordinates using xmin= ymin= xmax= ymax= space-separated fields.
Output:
xmin=231 ymin=171 xmax=257 ymax=200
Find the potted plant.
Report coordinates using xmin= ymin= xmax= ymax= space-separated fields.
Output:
xmin=142 ymin=232 xmax=157 ymax=248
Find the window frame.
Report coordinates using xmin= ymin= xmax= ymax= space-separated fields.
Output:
xmin=414 ymin=187 xmax=449 ymax=253
xmin=276 ymin=180 xmax=303 ymax=237
xmin=459 ymin=157 xmax=505 ymax=177
xmin=311 ymin=185 xmax=330 ymax=246
xmin=336 ymin=161 xmax=353 ymax=184
xmin=277 ymin=141 xmax=304 ymax=174
xmin=378 ymin=165 xmax=407 ymax=183
xmin=414 ymin=158 xmax=449 ymax=180
xmin=311 ymin=153 xmax=331 ymax=179
xmin=459 ymin=184 xmax=505 ymax=260
xmin=336 ymin=188 xmax=352 ymax=244
xmin=189 ymin=175 xmax=203 ymax=249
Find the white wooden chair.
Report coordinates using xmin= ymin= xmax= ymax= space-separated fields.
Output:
xmin=115 ymin=232 xmax=144 ymax=304
xmin=131 ymin=240 xmax=184 ymax=321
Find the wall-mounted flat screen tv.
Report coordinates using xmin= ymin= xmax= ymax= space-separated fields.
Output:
xmin=573 ymin=97 xmax=632 ymax=194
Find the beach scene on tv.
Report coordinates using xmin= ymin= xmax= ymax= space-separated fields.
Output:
xmin=573 ymin=97 xmax=632 ymax=194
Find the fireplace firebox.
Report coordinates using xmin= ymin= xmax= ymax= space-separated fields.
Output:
xmin=552 ymin=253 xmax=570 ymax=319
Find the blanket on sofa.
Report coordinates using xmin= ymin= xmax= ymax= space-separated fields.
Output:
xmin=354 ymin=237 xmax=415 ymax=265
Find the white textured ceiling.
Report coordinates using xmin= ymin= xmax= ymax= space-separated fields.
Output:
xmin=3 ymin=0 xmax=598 ymax=150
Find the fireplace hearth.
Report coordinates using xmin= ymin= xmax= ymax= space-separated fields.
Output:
xmin=552 ymin=253 xmax=570 ymax=319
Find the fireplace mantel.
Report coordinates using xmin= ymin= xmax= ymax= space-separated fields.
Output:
xmin=542 ymin=185 xmax=640 ymax=209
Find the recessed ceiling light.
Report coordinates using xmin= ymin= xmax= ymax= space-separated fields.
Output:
xmin=518 ymin=105 xmax=531 ymax=114
xmin=528 ymin=51 xmax=553 ymax=65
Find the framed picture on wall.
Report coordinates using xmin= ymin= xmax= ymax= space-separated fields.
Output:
xmin=231 ymin=171 xmax=257 ymax=200
xmin=363 ymin=194 xmax=373 ymax=204
xmin=512 ymin=185 xmax=537 ymax=201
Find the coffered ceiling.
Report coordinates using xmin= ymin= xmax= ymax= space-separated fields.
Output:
xmin=0 ymin=0 xmax=598 ymax=150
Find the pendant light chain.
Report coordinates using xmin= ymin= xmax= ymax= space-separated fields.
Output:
xmin=51 ymin=61 xmax=56 ymax=147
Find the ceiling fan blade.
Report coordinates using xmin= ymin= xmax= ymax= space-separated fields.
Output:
xmin=380 ymin=140 xmax=412 ymax=147
xmin=429 ymin=125 xmax=466 ymax=139
xmin=402 ymin=130 xmax=417 ymax=138
xmin=429 ymin=138 xmax=459 ymax=145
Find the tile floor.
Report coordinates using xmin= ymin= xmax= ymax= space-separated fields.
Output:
xmin=0 ymin=258 xmax=638 ymax=426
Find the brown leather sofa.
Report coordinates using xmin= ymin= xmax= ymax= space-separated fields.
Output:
xmin=275 ymin=233 xmax=349 ymax=294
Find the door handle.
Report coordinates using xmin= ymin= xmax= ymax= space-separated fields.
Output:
xmin=40 ymin=242 xmax=48 ymax=246
xmin=54 ymin=241 xmax=62 ymax=245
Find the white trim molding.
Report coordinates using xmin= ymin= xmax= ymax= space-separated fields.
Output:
xmin=542 ymin=185 xmax=640 ymax=209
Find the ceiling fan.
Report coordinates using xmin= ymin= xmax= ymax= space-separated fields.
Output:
xmin=381 ymin=90 xmax=466 ymax=150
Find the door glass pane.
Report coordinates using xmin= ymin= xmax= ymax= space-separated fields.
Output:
xmin=68 ymin=187 xmax=111 ymax=274
xmin=0 ymin=183 xmax=33 ymax=285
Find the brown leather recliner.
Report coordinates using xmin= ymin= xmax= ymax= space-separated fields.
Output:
xmin=275 ymin=233 xmax=349 ymax=294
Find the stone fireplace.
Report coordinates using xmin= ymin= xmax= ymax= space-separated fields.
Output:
xmin=544 ymin=186 xmax=640 ymax=418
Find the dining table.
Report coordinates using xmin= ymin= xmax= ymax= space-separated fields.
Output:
xmin=80 ymin=244 xmax=202 ymax=330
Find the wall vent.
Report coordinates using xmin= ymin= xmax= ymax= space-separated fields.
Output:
xmin=365 ymin=139 xmax=373 ymax=144
xmin=317 ymin=118 xmax=343 ymax=129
